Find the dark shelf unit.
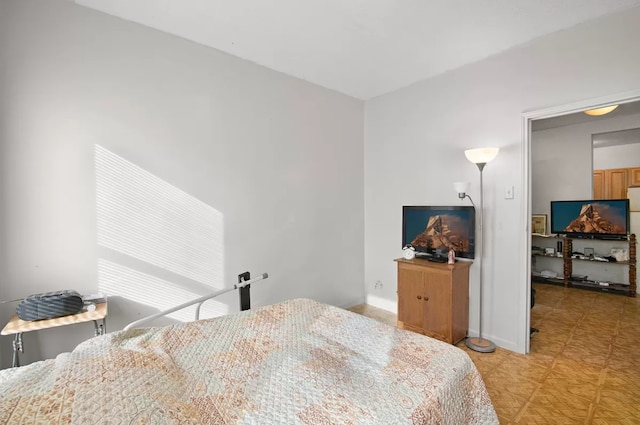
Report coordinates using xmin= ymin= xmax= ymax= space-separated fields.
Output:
xmin=567 ymin=279 xmax=630 ymax=295
xmin=531 ymin=234 xmax=636 ymax=297
xmin=531 ymin=275 xmax=565 ymax=286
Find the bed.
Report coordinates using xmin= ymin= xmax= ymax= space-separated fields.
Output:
xmin=0 ymin=298 xmax=498 ymax=424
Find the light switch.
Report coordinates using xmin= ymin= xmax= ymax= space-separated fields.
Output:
xmin=505 ymin=185 xmax=514 ymax=199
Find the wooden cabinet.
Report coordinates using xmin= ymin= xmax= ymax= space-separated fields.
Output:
xmin=594 ymin=167 xmax=640 ymax=198
xmin=604 ymin=168 xmax=629 ymax=199
xmin=593 ymin=170 xmax=604 ymax=199
xmin=630 ymin=167 xmax=640 ymax=187
xmin=395 ymin=258 xmax=471 ymax=344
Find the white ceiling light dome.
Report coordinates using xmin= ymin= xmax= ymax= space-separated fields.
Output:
xmin=584 ymin=105 xmax=619 ymax=116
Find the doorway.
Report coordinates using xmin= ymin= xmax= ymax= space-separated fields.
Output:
xmin=521 ymin=90 xmax=640 ymax=353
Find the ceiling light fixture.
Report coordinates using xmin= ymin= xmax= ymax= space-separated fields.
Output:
xmin=583 ymin=105 xmax=619 ymax=116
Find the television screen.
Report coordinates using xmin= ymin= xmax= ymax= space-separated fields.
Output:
xmin=402 ymin=206 xmax=476 ymax=259
xmin=550 ymin=199 xmax=629 ymax=239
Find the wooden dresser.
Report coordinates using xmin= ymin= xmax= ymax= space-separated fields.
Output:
xmin=394 ymin=258 xmax=471 ymax=344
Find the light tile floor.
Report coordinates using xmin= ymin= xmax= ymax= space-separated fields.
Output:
xmin=348 ymin=283 xmax=640 ymax=424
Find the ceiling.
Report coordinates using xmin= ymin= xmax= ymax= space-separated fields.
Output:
xmin=73 ymin=0 xmax=640 ymax=100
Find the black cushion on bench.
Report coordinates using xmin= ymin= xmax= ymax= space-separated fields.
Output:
xmin=16 ymin=290 xmax=84 ymax=321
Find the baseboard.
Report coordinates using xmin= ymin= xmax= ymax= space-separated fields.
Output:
xmin=465 ymin=328 xmax=520 ymax=353
xmin=364 ymin=294 xmax=397 ymax=314
xmin=339 ymin=296 xmax=366 ymax=310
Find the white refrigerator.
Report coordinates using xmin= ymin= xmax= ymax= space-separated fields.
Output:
xmin=629 ymin=187 xmax=640 ymax=238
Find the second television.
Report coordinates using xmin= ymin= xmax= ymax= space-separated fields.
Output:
xmin=402 ymin=206 xmax=476 ymax=259
xmin=550 ymin=199 xmax=629 ymax=239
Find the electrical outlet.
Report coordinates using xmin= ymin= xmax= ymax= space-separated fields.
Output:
xmin=505 ymin=185 xmax=514 ymax=199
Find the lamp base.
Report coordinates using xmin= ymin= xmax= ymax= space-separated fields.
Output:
xmin=465 ymin=336 xmax=496 ymax=353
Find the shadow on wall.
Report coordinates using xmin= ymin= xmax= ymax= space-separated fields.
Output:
xmin=100 ymin=296 xmax=182 ymax=332
xmin=95 ymin=145 xmax=226 ymax=326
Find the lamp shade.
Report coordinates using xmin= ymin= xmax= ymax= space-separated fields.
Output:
xmin=464 ymin=148 xmax=499 ymax=164
xmin=453 ymin=181 xmax=470 ymax=194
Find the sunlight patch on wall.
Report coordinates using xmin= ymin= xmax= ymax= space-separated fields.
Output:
xmin=95 ymin=145 xmax=225 ymax=320
xmin=98 ymin=259 xmax=227 ymax=322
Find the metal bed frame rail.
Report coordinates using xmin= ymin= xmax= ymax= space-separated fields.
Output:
xmin=124 ymin=272 xmax=268 ymax=331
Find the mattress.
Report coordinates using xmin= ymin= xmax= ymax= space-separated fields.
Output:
xmin=0 ymin=298 xmax=498 ymax=424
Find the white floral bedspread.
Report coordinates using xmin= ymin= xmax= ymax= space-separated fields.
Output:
xmin=0 ymin=298 xmax=498 ymax=424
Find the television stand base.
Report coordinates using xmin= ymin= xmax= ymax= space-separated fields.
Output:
xmin=415 ymin=253 xmax=448 ymax=263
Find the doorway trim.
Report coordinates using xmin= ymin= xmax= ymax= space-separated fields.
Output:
xmin=521 ymin=89 xmax=640 ymax=353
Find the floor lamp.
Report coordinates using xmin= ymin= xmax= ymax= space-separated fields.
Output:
xmin=454 ymin=147 xmax=499 ymax=353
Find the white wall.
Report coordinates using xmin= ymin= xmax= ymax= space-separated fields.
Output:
xmin=0 ymin=0 xmax=5 ymax=368
xmin=532 ymin=113 xmax=640 ymax=218
xmin=531 ymin=125 xmax=592 ymax=220
xmin=594 ymin=143 xmax=640 ymax=170
xmin=365 ymin=6 xmax=640 ymax=353
xmin=0 ymin=0 xmax=364 ymax=368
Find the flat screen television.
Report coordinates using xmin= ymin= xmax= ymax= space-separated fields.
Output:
xmin=550 ymin=199 xmax=629 ymax=239
xmin=402 ymin=206 xmax=476 ymax=259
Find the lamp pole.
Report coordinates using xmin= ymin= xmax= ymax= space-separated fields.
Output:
xmin=463 ymin=148 xmax=498 ymax=353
